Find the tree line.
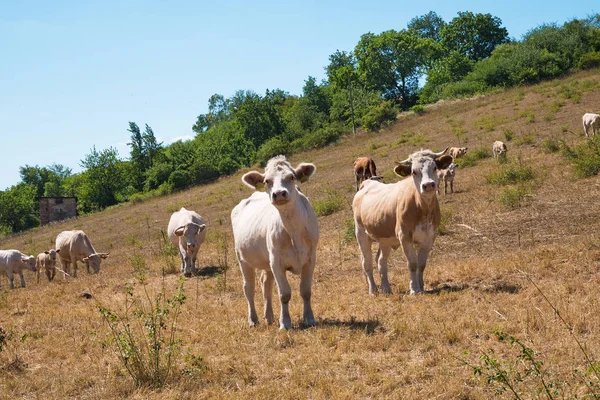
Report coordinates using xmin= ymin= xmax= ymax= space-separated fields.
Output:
xmin=1 ymin=11 xmax=599 ymax=235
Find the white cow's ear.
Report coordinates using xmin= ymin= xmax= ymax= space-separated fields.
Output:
xmin=198 ymin=224 xmax=206 ymax=233
xmin=45 ymin=251 xmax=50 ymax=254
xmin=56 ymin=249 xmax=60 ymax=253
xmin=394 ymin=162 xmax=412 ymax=177
xmin=295 ymin=163 xmax=316 ymax=183
xmin=100 ymin=253 xmax=110 ymax=259
xmin=175 ymin=226 xmax=185 ymax=236
xmin=242 ymin=171 xmax=265 ymax=189
xmin=435 ymin=155 xmax=453 ymax=170
xmin=21 ymin=258 xmax=29 ymax=264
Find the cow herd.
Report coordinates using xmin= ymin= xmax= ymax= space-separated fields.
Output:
xmin=1 ymin=111 xmax=598 ymax=328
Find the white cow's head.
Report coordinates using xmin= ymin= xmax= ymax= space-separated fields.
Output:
xmin=83 ymin=253 xmax=109 ymax=273
xmin=45 ymin=249 xmax=60 ymax=266
xmin=21 ymin=255 xmax=37 ymax=272
xmin=242 ymin=155 xmax=316 ymax=207
xmin=454 ymin=147 xmax=468 ymax=158
xmin=394 ymin=148 xmax=453 ymax=196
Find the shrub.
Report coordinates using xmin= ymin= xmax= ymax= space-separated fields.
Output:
xmin=503 ymin=128 xmax=514 ymax=142
xmin=190 ymin=159 xmax=220 ymax=184
xmin=361 ymin=101 xmax=397 ymax=132
xmin=168 ymin=169 xmax=190 ymax=190
xmin=342 ymin=218 xmax=355 ymax=243
xmin=541 ymin=138 xmax=560 ymax=153
xmin=514 ymin=133 xmax=536 ymax=146
xmin=256 ymin=137 xmax=291 ymax=167
xmin=313 ymin=189 xmax=345 ymax=217
xmin=456 ymin=147 xmax=492 ymax=168
xmin=441 ymin=80 xmax=488 ymax=99
xmin=295 ymin=125 xmax=343 ymax=151
xmin=561 ymin=137 xmax=600 ymax=177
xmin=486 ymin=163 xmax=535 ymax=185
xmin=410 ymin=104 xmax=425 ymax=115
xmin=578 ymin=51 xmax=600 ymax=70
xmin=498 ymin=185 xmax=531 ymax=208
xmin=98 ymin=277 xmax=188 ymax=388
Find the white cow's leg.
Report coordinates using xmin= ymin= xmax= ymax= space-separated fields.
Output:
xmin=60 ymin=259 xmax=68 ymax=280
xmin=19 ymin=271 xmax=25 ymax=288
xmin=239 ymin=260 xmax=258 ymax=327
xmin=377 ymin=245 xmax=392 ymax=294
xmin=300 ymin=251 xmax=316 ymax=326
xmin=270 ymin=255 xmax=292 ymax=330
xmin=356 ymin=223 xmax=377 ymax=295
xmin=7 ymin=270 xmax=15 ymax=289
xmin=261 ymin=270 xmax=274 ymax=324
xmin=72 ymin=260 xmax=78 ymax=278
xmin=400 ymin=235 xmax=420 ymax=294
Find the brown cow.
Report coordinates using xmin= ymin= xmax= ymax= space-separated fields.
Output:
xmin=353 ymin=157 xmax=377 ymax=192
xmin=352 ymin=148 xmax=452 ymax=295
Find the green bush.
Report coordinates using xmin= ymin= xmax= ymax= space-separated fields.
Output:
xmin=361 ymin=101 xmax=397 ymax=132
xmin=313 ymin=189 xmax=345 ymax=217
xmin=503 ymin=128 xmax=514 ymax=142
xmin=256 ymin=136 xmax=290 ymax=167
xmin=578 ymin=51 xmax=600 ymax=70
xmin=190 ymin=159 xmax=220 ymax=184
xmin=410 ymin=104 xmax=425 ymax=114
xmin=294 ymin=125 xmax=343 ymax=151
xmin=342 ymin=218 xmax=355 ymax=243
xmin=541 ymin=138 xmax=560 ymax=153
xmin=168 ymin=169 xmax=190 ymax=190
xmin=498 ymin=185 xmax=532 ymax=208
xmin=456 ymin=147 xmax=492 ymax=167
xmin=486 ymin=163 xmax=535 ymax=185
xmin=441 ymin=80 xmax=488 ymax=99
xmin=561 ymin=137 xmax=600 ymax=177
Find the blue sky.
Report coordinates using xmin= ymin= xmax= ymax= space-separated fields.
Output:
xmin=1 ymin=0 xmax=597 ymax=190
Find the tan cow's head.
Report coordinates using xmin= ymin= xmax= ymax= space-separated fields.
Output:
xmin=242 ymin=155 xmax=316 ymax=207
xmin=83 ymin=253 xmax=110 ymax=273
xmin=44 ymin=249 xmax=60 ymax=266
xmin=394 ymin=148 xmax=453 ymax=196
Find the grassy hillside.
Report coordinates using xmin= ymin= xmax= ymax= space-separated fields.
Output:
xmin=2 ymin=69 xmax=600 ymax=398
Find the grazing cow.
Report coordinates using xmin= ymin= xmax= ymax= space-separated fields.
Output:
xmin=36 ymin=249 xmax=60 ymax=283
xmin=231 ymin=155 xmax=318 ymax=329
xmin=583 ymin=113 xmax=600 ymax=138
xmin=353 ymin=148 xmax=452 ymax=295
xmin=447 ymin=147 xmax=468 ymax=159
xmin=437 ymin=163 xmax=456 ymax=195
xmin=55 ymin=230 xmax=109 ymax=279
xmin=167 ymin=207 xmax=207 ymax=277
xmin=353 ymin=157 xmax=377 ymax=192
xmin=493 ymin=141 xmax=508 ymax=159
xmin=0 ymin=250 xmax=36 ymax=289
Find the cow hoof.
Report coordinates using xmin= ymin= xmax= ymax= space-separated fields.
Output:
xmin=381 ymin=287 xmax=392 ymax=295
xmin=279 ymin=324 xmax=292 ymax=330
xmin=248 ymin=320 xmax=258 ymax=327
xmin=184 ymin=272 xmax=192 ymax=278
xmin=303 ymin=317 xmax=316 ymax=327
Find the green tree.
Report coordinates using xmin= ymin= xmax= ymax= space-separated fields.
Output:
xmin=0 ymin=184 xmax=39 ymax=233
xmin=408 ymin=11 xmax=446 ymax=41
xmin=78 ymin=147 xmax=128 ymax=211
xmin=441 ymin=11 xmax=509 ymax=61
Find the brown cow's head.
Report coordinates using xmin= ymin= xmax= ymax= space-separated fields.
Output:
xmin=394 ymin=148 xmax=453 ymax=196
xmin=242 ymin=155 xmax=316 ymax=207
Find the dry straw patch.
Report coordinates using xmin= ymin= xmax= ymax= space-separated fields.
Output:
xmin=2 ymin=69 xmax=600 ymax=398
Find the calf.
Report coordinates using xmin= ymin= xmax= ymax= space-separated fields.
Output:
xmin=353 ymin=157 xmax=377 ymax=192
xmin=493 ymin=141 xmax=507 ymax=159
xmin=231 ymin=155 xmax=318 ymax=329
xmin=437 ymin=163 xmax=456 ymax=195
xmin=0 ymin=250 xmax=36 ymax=289
xmin=36 ymin=249 xmax=60 ymax=283
xmin=167 ymin=207 xmax=207 ymax=277
xmin=583 ymin=113 xmax=600 ymax=138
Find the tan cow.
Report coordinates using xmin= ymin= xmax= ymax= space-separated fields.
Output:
xmin=583 ymin=113 xmax=600 ymax=137
xmin=0 ymin=250 xmax=36 ymax=289
xmin=447 ymin=147 xmax=468 ymax=159
xmin=36 ymin=249 xmax=60 ymax=283
xmin=353 ymin=148 xmax=452 ymax=295
xmin=56 ymin=230 xmax=109 ymax=279
xmin=353 ymin=157 xmax=377 ymax=192
xmin=167 ymin=207 xmax=207 ymax=277
xmin=493 ymin=141 xmax=507 ymax=159
xmin=231 ymin=155 xmax=318 ymax=329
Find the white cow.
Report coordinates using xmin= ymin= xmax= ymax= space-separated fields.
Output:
xmin=167 ymin=207 xmax=207 ymax=277
xmin=353 ymin=148 xmax=452 ymax=295
xmin=437 ymin=163 xmax=456 ymax=195
xmin=493 ymin=141 xmax=507 ymax=159
xmin=583 ymin=113 xmax=600 ymax=138
xmin=56 ymin=230 xmax=109 ymax=278
xmin=231 ymin=155 xmax=318 ymax=330
xmin=0 ymin=250 xmax=37 ymax=289
xmin=36 ymin=249 xmax=60 ymax=283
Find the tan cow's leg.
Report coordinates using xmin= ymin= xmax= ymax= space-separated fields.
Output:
xmin=401 ymin=235 xmax=420 ymax=294
xmin=356 ymin=223 xmax=377 ymax=295
xmin=300 ymin=248 xmax=316 ymax=326
xmin=377 ymin=245 xmax=392 ymax=294
xmin=239 ymin=259 xmax=258 ymax=327
xmin=260 ymin=270 xmax=275 ymax=324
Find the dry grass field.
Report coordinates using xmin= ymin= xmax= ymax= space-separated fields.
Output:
xmin=2 ymin=69 xmax=600 ymax=399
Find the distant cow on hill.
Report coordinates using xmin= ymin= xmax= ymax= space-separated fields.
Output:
xmin=353 ymin=148 xmax=452 ymax=295
xmin=583 ymin=113 xmax=600 ymax=138
xmin=231 ymin=155 xmax=319 ymax=329
xmin=0 ymin=250 xmax=36 ymax=289
xmin=447 ymin=147 xmax=468 ymax=159
xmin=168 ymin=207 xmax=207 ymax=277
xmin=36 ymin=249 xmax=60 ymax=283
xmin=56 ymin=230 xmax=109 ymax=279
xmin=354 ymin=157 xmax=377 ymax=192
xmin=493 ymin=141 xmax=508 ymax=159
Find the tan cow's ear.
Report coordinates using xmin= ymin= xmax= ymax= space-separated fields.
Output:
xmin=242 ymin=171 xmax=265 ymax=189
xmin=45 ymin=251 xmax=49 ymax=254
xmin=295 ymin=163 xmax=316 ymax=183
xmin=175 ymin=226 xmax=185 ymax=236
xmin=394 ymin=162 xmax=412 ymax=177
xmin=56 ymin=249 xmax=60 ymax=253
xmin=435 ymin=155 xmax=453 ymax=170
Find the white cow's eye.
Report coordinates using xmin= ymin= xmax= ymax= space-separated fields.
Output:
xmin=265 ymin=179 xmax=273 ymax=185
